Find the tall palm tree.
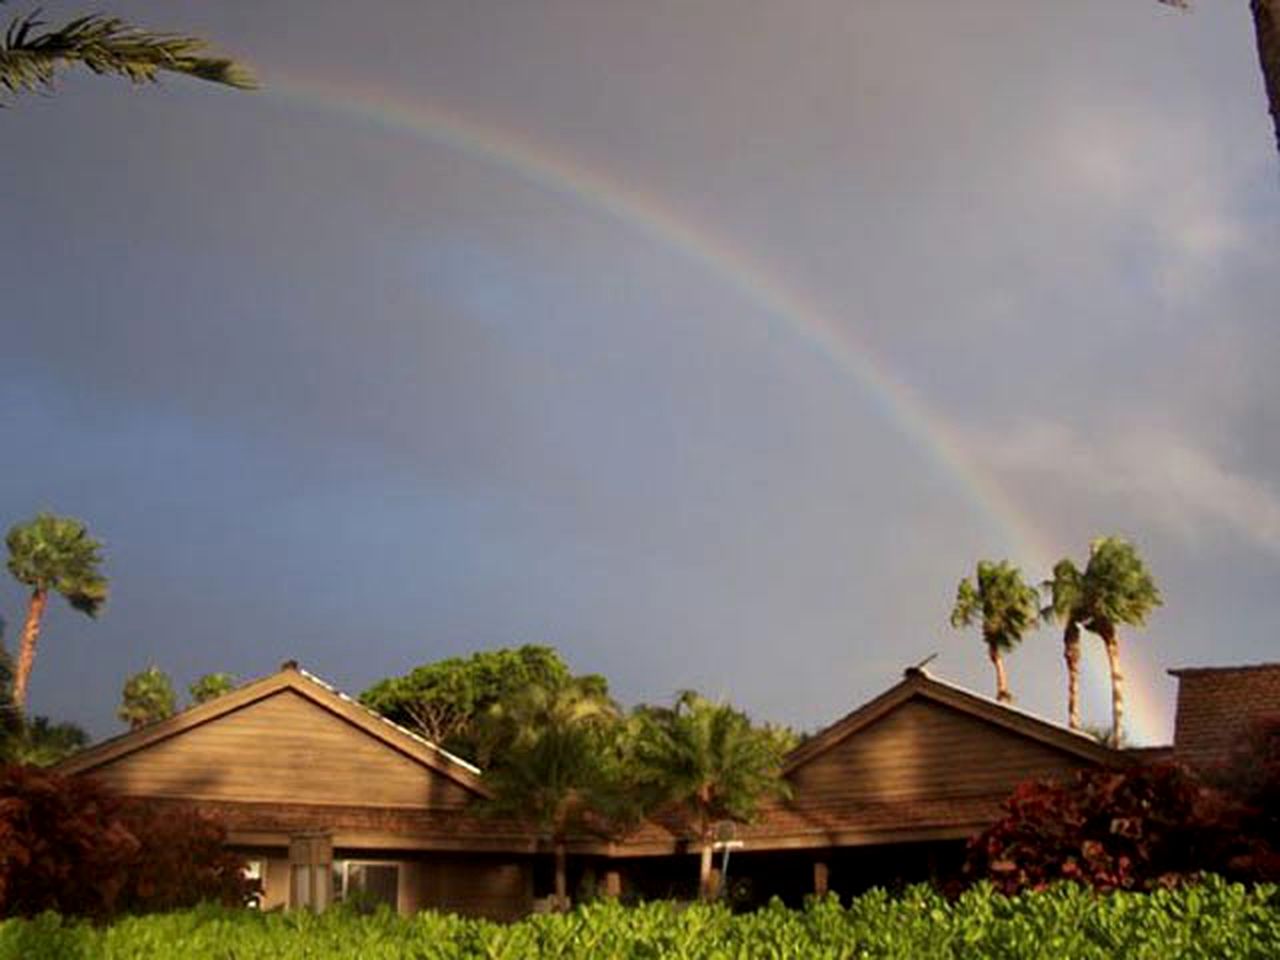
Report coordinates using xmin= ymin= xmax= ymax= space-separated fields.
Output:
xmin=1077 ymin=537 xmax=1162 ymax=747
xmin=0 ymin=5 xmax=254 ymax=100
xmin=1161 ymin=0 xmax=1280 ymax=155
xmin=949 ymin=560 xmax=1041 ymax=704
xmin=5 ymin=513 xmax=108 ymax=712
xmin=628 ymin=692 xmax=791 ymax=900
xmin=1042 ymin=558 xmax=1087 ymax=730
xmin=1256 ymin=0 xmax=1280 ymax=154
xmin=477 ymin=679 xmax=619 ymax=909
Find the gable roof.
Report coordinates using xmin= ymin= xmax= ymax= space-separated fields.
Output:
xmin=783 ymin=666 xmax=1128 ymax=775
xmin=56 ymin=661 xmax=489 ymax=797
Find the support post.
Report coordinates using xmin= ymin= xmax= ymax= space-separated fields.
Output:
xmin=813 ymin=860 xmax=829 ymax=897
xmin=603 ymin=869 xmax=622 ymax=898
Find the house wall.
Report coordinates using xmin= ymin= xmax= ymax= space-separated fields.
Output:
xmin=787 ymin=699 xmax=1092 ymax=806
xmin=1172 ymin=665 xmax=1280 ymax=769
xmin=411 ymin=854 xmax=532 ymax=920
xmin=88 ymin=689 xmax=474 ymax=809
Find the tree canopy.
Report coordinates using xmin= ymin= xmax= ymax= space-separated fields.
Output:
xmin=118 ymin=665 xmax=176 ymax=731
xmin=188 ymin=672 xmax=236 ymax=705
xmin=360 ymin=645 xmax=608 ymax=764
xmin=627 ymin=692 xmax=793 ymax=898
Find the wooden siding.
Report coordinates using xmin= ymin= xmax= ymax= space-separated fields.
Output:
xmin=787 ymin=698 xmax=1090 ymax=808
xmin=90 ymin=690 xmax=474 ymax=809
xmin=412 ymin=855 xmax=532 ymax=920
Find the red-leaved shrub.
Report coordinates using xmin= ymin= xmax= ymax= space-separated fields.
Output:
xmin=1203 ymin=714 xmax=1280 ymax=881
xmin=964 ymin=763 xmax=1237 ymax=894
xmin=0 ymin=765 xmax=254 ymax=918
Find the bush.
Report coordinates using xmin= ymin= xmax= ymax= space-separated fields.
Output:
xmin=964 ymin=763 xmax=1235 ymax=893
xmin=0 ymin=765 xmax=253 ymax=919
xmin=1205 ymin=715 xmax=1280 ymax=882
xmin=0 ymin=880 xmax=1277 ymax=959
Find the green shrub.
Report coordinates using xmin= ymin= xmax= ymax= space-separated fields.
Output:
xmin=1 ymin=877 xmax=1277 ymax=959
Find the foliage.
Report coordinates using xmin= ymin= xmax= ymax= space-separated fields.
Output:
xmin=0 ymin=765 xmax=252 ymax=919
xmin=0 ymin=715 xmax=87 ymax=766
xmin=478 ymin=679 xmax=620 ymax=836
xmin=1 ymin=879 xmax=1278 ymax=959
xmin=1076 ymin=538 xmax=1162 ymax=636
xmin=5 ymin=513 xmax=108 ymax=616
xmin=117 ymin=666 xmax=175 ymax=731
xmin=1203 ymin=714 xmax=1280 ymax=881
xmin=187 ymin=672 xmax=236 ymax=706
xmin=950 ymin=560 xmax=1040 ymax=703
xmin=965 ymin=763 xmax=1234 ymax=894
xmin=360 ymin=645 xmax=608 ymax=764
xmin=627 ymin=691 xmax=791 ymax=888
xmin=0 ymin=5 xmax=254 ymax=102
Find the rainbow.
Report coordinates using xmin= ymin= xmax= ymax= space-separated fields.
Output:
xmin=258 ymin=71 xmax=1170 ymax=744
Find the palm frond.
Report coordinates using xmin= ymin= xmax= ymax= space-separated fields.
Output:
xmin=0 ymin=9 xmax=256 ymax=102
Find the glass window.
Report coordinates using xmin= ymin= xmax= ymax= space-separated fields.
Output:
xmin=333 ymin=861 xmax=399 ymax=912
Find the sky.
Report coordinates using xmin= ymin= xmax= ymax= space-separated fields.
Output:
xmin=1 ymin=0 xmax=1277 ymax=745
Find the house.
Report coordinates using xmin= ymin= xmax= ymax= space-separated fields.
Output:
xmin=58 ymin=661 xmax=1146 ymax=915
xmin=607 ymin=666 xmax=1128 ymax=904
xmin=56 ymin=663 xmax=547 ymax=918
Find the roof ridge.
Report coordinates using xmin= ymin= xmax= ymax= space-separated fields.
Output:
xmin=911 ymin=669 xmax=1110 ymax=745
xmin=294 ymin=666 xmax=482 ymax=775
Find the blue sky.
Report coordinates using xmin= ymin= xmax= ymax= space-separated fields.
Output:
xmin=1 ymin=0 xmax=1277 ymax=744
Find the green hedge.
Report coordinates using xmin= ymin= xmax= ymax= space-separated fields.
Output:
xmin=3 ymin=877 xmax=1278 ymax=959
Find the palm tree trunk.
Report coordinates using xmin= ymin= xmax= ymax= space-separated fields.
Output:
xmin=12 ymin=589 xmax=47 ymax=712
xmin=987 ymin=643 xmax=1012 ymax=703
xmin=1253 ymin=0 xmax=1280 ymax=155
xmin=1063 ymin=622 xmax=1082 ymax=730
xmin=553 ymin=839 xmax=568 ymax=911
xmin=699 ymin=842 xmax=715 ymax=900
xmin=1099 ymin=624 xmax=1124 ymax=747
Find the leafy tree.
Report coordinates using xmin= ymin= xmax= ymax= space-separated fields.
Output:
xmin=188 ymin=672 xmax=236 ymax=705
xmin=949 ymin=560 xmax=1040 ymax=705
xmin=118 ymin=665 xmax=176 ymax=731
xmin=5 ymin=513 xmax=108 ymax=712
xmin=1042 ymin=558 xmax=1087 ymax=730
xmin=0 ymin=3 xmax=254 ymax=102
xmin=628 ymin=692 xmax=791 ymax=900
xmin=1082 ymin=538 xmax=1162 ymax=747
xmin=476 ymin=679 xmax=620 ymax=909
xmin=361 ymin=645 xmax=608 ymax=763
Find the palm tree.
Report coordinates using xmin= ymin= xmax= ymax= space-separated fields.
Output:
xmin=5 ymin=513 xmax=108 ymax=712
xmin=1042 ymin=558 xmax=1087 ymax=730
xmin=118 ymin=665 xmax=176 ymax=730
xmin=1161 ymin=0 xmax=1279 ymax=156
xmin=949 ymin=560 xmax=1041 ymax=705
xmin=1256 ymin=0 xmax=1280 ymax=154
xmin=477 ymin=679 xmax=619 ymax=909
xmin=0 ymin=5 xmax=255 ymax=101
xmin=1077 ymin=537 xmax=1162 ymax=747
xmin=628 ymin=692 xmax=791 ymax=900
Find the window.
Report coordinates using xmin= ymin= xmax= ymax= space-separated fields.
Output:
xmin=332 ymin=860 xmax=399 ymax=912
